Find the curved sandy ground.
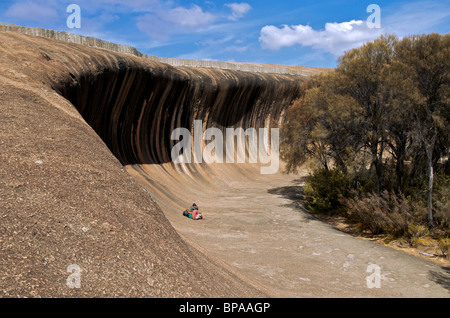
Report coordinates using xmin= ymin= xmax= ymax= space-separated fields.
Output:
xmin=141 ymin=165 xmax=449 ymax=297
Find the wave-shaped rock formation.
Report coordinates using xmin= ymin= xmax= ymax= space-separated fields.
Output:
xmin=0 ymin=28 xmax=320 ymax=297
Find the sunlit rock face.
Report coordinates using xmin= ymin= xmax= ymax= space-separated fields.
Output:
xmin=0 ymin=28 xmax=319 ymax=297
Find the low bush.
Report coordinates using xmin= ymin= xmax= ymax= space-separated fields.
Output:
xmin=341 ymin=191 xmax=421 ymax=239
xmin=302 ymin=167 xmax=449 ymax=246
xmin=406 ymin=224 xmax=430 ymax=247
xmin=304 ymin=168 xmax=351 ymax=214
xmin=438 ymin=238 xmax=450 ymax=258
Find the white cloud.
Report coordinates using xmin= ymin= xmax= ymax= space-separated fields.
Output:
xmin=225 ymin=2 xmax=252 ymax=21
xmin=259 ymin=20 xmax=383 ymax=56
xmin=136 ymin=4 xmax=217 ymax=39
xmin=162 ymin=4 xmax=216 ymax=28
xmin=5 ymin=1 xmax=59 ymax=23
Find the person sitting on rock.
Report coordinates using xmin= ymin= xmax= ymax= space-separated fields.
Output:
xmin=191 ymin=209 xmax=203 ymax=220
xmin=186 ymin=203 xmax=203 ymax=220
xmin=189 ymin=203 xmax=198 ymax=212
xmin=183 ymin=203 xmax=198 ymax=218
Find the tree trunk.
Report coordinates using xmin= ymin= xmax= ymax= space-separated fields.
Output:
xmin=394 ymin=137 xmax=407 ymax=194
xmin=371 ymin=142 xmax=384 ymax=193
xmin=427 ymin=158 xmax=434 ymax=234
xmin=425 ymin=130 xmax=437 ymax=234
xmin=396 ymin=154 xmax=404 ymax=194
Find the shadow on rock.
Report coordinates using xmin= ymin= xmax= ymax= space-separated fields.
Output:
xmin=429 ymin=265 xmax=450 ymax=293
xmin=267 ymin=177 xmax=319 ymax=222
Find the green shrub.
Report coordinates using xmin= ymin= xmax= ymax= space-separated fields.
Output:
xmin=304 ymin=168 xmax=351 ymax=214
xmin=407 ymin=224 xmax=430 ymax=247
xmin=438 ymin=238 xmax=450 ymax=258
xmin=353 ymin=170 xmax=377 ymax=195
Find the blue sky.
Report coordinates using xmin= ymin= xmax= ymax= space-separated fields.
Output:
xmin=0 ymin=0 xmax=449 ymax=68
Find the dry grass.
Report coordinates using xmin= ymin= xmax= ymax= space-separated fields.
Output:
xmin=341 ymin=191 xmax=416 ymax=238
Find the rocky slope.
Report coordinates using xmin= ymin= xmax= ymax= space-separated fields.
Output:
xmin=0 ymin=29 xmax=312 ymax=297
